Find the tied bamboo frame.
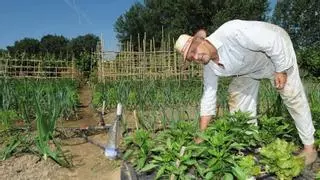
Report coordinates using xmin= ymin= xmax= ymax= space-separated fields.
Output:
xmin=97 ymin=34 xmax=203 ymax=82
xmin=0 ymin=58 xmax=76 ymax=79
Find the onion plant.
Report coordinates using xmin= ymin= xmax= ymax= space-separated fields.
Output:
xmin=33 ymin=82 xmax=72 ymax=166
xmin=0 ymin=78 xmax=78 ymax=166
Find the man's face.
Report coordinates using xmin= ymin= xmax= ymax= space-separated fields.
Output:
xmin=185 ymin=37 xmax=211 ymax=65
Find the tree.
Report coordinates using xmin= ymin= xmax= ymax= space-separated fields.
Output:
xmin=68 ymin=34 xmax=99 ymax=57
xmin=272 ymin=0 xmax=320 ymax=49
xmin=40 ymin=34 xmax=69 ymax=58
xmin=0 ymin=49 xmax=8 ymax=54
xmin=114 ymin=0 xmax=269 ymax=50
xmin=272 ymin=0 xmax=320 ymax=77
xmin=68 ymin=34 xmax=99 ymax=77
xmin=297 ymin=43 xmax=320 ymax=77
xmin=7 ymin=38 xmax=40 ymax=58
xmin=114 ymin=2 xmax=147 ymax=49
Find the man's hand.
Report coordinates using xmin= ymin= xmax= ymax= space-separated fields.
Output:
xmin=194 ymin=137 xmax=204 ymax=144
xmin=274 ymin=72 xmax=287 ymax=90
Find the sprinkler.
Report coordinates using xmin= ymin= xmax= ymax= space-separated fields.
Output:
xmin=104 ymin=103 xmax=122 ymax=160
xmin=55 ymin=102 xmax=123 ymax=160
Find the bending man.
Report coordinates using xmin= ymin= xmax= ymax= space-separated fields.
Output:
xmin=174 ymin=20 xmax=317 ymax=165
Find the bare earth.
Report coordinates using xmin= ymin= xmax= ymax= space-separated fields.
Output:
xmin=0 ymin=84 xmax=122 ymax=180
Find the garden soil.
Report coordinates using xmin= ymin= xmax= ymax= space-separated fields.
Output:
xmin=1 ymin=84 xmax=320 ymax=180
xmin=0 ymin=84 xmax=124 ymax=180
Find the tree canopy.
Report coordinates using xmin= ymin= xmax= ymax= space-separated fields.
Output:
xmin=7 ymin=38 xmax=40 ymax=58
xmin=5 ymin=34 xmax=99 ymax=60
xmin=40 ymin=35 xmax=69 ymax=58
xmin=272 ymin=0 xmax=320 ymax=77
xmin=114 ymin=0 xmax=269 ymax=50
xmin=272 ymin=0 xmax=320 ymax=49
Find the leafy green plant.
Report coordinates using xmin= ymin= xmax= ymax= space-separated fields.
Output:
xmin=123 ymin=129 xmax=155 ymax=170
xmin=121 ymin=104 xmax=314 ymax=179
xmin=145 ymin=121 xmax=198 ymax=179
xmin=225 ymin=112 xmax=261 ymax=148
xmin=260 ymin=138 xmax=304 ymax=180
xmin=146 ymin=138 xmax=189 ymax=179
xmin=232 ymin=155 xmax=261 ymax=179
xmin=0 ymin=110 xmax=18 ymax=129
xmin=259 ymin=116 xmax=298 ymax=144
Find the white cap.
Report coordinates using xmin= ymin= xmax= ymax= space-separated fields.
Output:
xmin=174 ymin=34 xmax=193 ymax=61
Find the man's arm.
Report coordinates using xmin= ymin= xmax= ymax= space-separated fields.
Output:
xmin=195 ymin=115 xmax=213 ymax=144
xmin=228 ymin=21 xmax=291 ymax=89
xmin=200 ymin=115 xmax=212 ymax=131
xmin=199 ymin=64 xmax=218 ymax=130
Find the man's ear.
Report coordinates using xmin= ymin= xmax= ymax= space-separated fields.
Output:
xmin=194 ymin=29 xmax=207 ymax=38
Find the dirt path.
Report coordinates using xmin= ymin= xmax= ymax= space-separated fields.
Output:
xmin=0 ymin=84 xmax=122 ymax=180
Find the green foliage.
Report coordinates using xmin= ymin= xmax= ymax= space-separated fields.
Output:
xmin=40 ymin=34 xmax=69 ymax=58
xmin=259 ymin=116 xmax=298 ymax=144
xmin=316 ymin=170 xmax=320 ymax=180
xmin=64 ymin=34 xmax=99 ymax=77
xmin=0 ymin=110 xmax=18 ymax=129
xmin=260 ymin=139 xmax=304 ymax=180
xmin=224 ymin=112 xmax=261 ymax=148
xmin=123 ymin=129 xmax=155 ymax=170
xmin=93 ymin=79 xmax=202 ymax=111
xmin=233 ymin=155 xmax=261 ymax=179
xmin=0 ymin=79 xmax=78 ymax=123
xmin=128 ymin=91 xmax=137 ymax=108
xmin=297 ymin=44 xmax=320 ymax=77
xmin=92 ymin=91 xmax=103 ymax=107
xmin=4 ymin=33 xmax=99 ymax=77
xmin=68 ymin=34 xmax=99 ymax=57
xmin=123 ymin=113 xmax=274 ymax=179
xmin=124 ymin=120 xmax=198 ymax=179
xmin=114 ymin=3 xmax=146 ymax=46
xmin=0 ymin=48 xmax=8 ymax=54
xmin=0 ymin=134 xmax=33 ymax=160
xmin=114 ymin=0 xmax=269 ymax=50
xmin=122 ymin=110 xmax=315 ymax=179
xmin=0 ymin=79 xmax=78 ymax=166
xmin=272 ymin=0 xmax=320 ymax=49
xmin=7 ymin=38 xmax=40 ymax=58
xmin=305 ymin=81 xmax=320 ymax=146
xmin=33 ymin=82 xmax=73 ymax=166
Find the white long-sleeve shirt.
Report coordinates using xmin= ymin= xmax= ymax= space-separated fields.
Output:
xmin=200 ymin=20 xmax=295 ymax=116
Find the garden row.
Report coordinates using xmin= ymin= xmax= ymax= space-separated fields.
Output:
xmin=0 ymin=78 xmax=79 ymax=166
xmin=91 ymin=78 xmax=320 ymax=179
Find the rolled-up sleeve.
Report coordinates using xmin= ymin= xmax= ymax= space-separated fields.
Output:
xmin=200 ymin=65 xmax=218 ymax=116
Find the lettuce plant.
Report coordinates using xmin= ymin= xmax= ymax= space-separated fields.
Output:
xmin=260 ymin=138 xmax=304 ymax=180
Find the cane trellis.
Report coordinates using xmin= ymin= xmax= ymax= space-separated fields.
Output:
xmin=97 ymin=50 xmax=203 ymax=81
xmin=0 ymin=58 xmax=76 ymax=79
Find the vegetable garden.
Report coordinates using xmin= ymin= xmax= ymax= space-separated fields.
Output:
xmin=94 ymin=78 xmax=320 ymax=179
xmin=0 ymin=49 xmax=320 ymax=179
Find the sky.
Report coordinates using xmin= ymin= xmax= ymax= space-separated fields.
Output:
xmin=0 ymin=0 xmax=277 ymax=51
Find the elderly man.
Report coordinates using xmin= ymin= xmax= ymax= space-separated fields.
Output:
xmin=174 ymin=20 xmax=317 ymax=165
